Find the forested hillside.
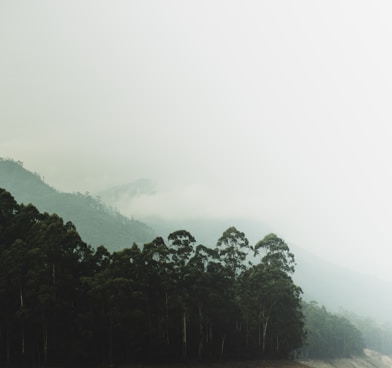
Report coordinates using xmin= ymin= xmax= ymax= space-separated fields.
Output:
xmin=301 ymin=302 xmax=364 ymax=359
xmin=98 ymin=177 xmax=392 ymax=325
xmin=340 ymin=310 xmax=392 ymax=356
xmin=0 ymin=187 xmax=367 ymax=366
xmin=0 ymin=158 xmax=155 ymax=249
xmin=0 ymin=188 xmax=307 ymax=366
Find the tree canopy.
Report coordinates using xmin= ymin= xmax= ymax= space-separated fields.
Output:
xmin=0 ymin=188 xmax=364 ymax=366
xmin=301 ymin=301 xmax=364 ymax=359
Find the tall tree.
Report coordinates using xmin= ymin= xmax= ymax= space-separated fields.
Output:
xmin=217 ymin=226 xmax=251 ymax=278
xmin=239 ymin=233 xmax=304 ymax=357
xmin=302 ymin=301 xmax=364 ymax=358
xmin=0 ymin=189 xmax=308 ymax=365
xmin=168 ymin=230 xmax=196 ymax=360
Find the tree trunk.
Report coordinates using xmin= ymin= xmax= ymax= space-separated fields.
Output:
xmin=198 ymin=303 xmax=203 ymax=361
xmin=262 ymin=315 xmax=270 ymax=354
xmin=246 ymin=320 xmax=249 ymax=346
xmin=182 ymin=310 xmax=187 ymax=359
xmin=20 ymin=287 xmax=24 ymax=308
xmin=108 ymin=317 xmax=113 ymax=366
xmin=6 ymin=325 xmax=10 ymax=367
xmin=220 ymin=334 xmax=226 ymax=360
xmin=43 ymin=322 xmax=48 ymax=363
xmin=165 ymin=291 xmax=170 ymax=345
xmin=52 ymin=263 xmax=56 ymax=304
xmin=20 ymin=287 xmax=25 ymax=358
xmin=208 ymin=326 xmax=212 ymax=343
xmin=259 ymin=305 xmax=273 ymax=355
xmin=21 ymin=326 xmax=25 ymax=356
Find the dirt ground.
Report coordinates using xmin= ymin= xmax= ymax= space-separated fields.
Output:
xmin=120 ymin=349 xmax=392 ymax=368
xmin=299 ymin=349 xmax=392 ymax=368
xmin=123 ymin=359 xmax=315 ymax=368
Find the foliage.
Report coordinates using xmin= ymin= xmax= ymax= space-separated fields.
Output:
xmin=301 ymin=301 xmax=364 ymax=358
xmin=0 ymin=188 xmax=365 ymax=366
xmin=340 ymin=309 xmax=392 ymax=355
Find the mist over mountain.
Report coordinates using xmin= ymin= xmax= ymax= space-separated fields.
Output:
xmin=98 ymin=178 xmax=156 ymax=203
xmin=0 ymin=158 xmax=155 ymax=250
xmin=99 ymin=180 xmax=392 ymax=324
xmin=2 ymin=157 xmax=392 ymax=324
xmin=293 ymin=246 xmax=392 ymax=323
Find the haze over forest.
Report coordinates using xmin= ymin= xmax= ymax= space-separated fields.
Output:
xmin=1 ymin=159 xmax=392 ymax=367
xmin=2 ymin=0 xmax=392 ymax=323
xmin=2 ymin=158 xmax=392 ymax=328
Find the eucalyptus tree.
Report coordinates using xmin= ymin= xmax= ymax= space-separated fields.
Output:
xmin=141 ymin=237 xmax=172 ymax=357
xmin=254 ymin=233 xmax=295 ymax=273
xmin=79 ymin=245 xmax=114 ymax=365
xmin=217 ymin=226 xmax=252 ymax=278
xmin=0 ymin=197 xmax=46 ymax=366
xmin=0 ymin=189 xmax=19 ymax=245
xmin=167 ymin=230 xmax=197 ymax=359
xmin=186 ymin=244 xmax=220 ymax=360
xmin=239 ymin=233 xmax=304 ymax=357
xmin=215 ymin=227 xmax=253 ymax=358
xmin=3 ymin=239 xmax=30 ymax=364
xmin=2 ymin=203 xmax=54 ymax=365
xmin=0 ymin=194 xmax=93 ymax=365
xmin=28 ymin=214 xmax=91 ymax=364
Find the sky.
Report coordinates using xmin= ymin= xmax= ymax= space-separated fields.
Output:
xmin=2 ymin=1 xmax=392 ymax=282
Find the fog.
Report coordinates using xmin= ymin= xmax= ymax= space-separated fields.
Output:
xmin=2 ymin=2 xmax=392 ymax=284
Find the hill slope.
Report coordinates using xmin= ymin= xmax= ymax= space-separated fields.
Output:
xmin=0 ymin=158 xmax=155 ymax=250
xmin=292 ymin=246 xmax=392 ymax=322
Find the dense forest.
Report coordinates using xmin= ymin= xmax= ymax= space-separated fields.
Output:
xmin=301 ymin=302 xmax=364 ymax=358
xmin=0 ymin=188 xmax=364 ymax=366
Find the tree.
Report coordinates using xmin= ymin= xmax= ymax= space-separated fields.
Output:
xmin=217 ymin=226 xmax=251 ymax=278
xmin=0 ymin=189 xmax=19 ymax=249
xmin=168 ymin=230 xmax=196 ymax=360
xmin=0 ymin=190 xmax=308 ymax=365
xmin=141 ymin=237 xmax=171 ymax=358
xmin=238 ymin=233 xmax=304 ymax=357
xmin=187 ymin=244 xmax=220 ymax=360
xmin=254 ymin=233 xmax=295 ymax=273
xmin=302 ymin=301 xmax=364 ymax=358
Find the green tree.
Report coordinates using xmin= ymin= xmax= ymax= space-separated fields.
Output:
xmin=217 ymin=226 xmax=251 ymax=278
xmin=302 ymin=301 xmax=364 ymax=358
xmin=254 ymin=233 xmax=295 ymax=273
xmin=168 ymin=230 xmax=196 ymax=360
xmin=239 ymin=233 xmax=303 ymax=357
xmin=0 ymin=188 xmax=308 ymax=365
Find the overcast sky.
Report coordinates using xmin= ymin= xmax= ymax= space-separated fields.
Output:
xmin=2 ymin=1 xmax=392 ymax=282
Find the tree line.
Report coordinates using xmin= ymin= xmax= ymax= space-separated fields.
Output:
xmin=340 ymin=309 xmax=392 ymax=355
xmin=0 ymin=188 xmax=363 ymax=366
xmin=301 ymin=301 xmax=364 ymax=359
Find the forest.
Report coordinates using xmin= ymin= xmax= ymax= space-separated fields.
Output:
xmin=0 ymin=188 xmax=364 ymax=366
xmin=301 ymin=302 xmax=364 ymax=358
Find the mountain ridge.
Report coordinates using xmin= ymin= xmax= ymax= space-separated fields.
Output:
xmin=0 ymin=158 xmax=155 ymax=250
